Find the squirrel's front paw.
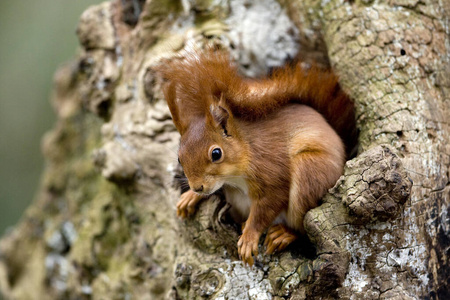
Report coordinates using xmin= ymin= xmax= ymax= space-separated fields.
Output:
xmin=176 ymin=190 xmax=203 ymax=218
xmin=237 ymin=229 xmax=261 ymax=266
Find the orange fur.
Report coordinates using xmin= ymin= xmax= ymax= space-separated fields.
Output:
xmin=160 ymin=51 xmax=357 ymax=156
xmin=159 ymin=50 xmax=352 ymax=265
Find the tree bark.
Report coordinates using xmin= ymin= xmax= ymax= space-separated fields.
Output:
xmin=0 ymin=0 xmax=448 ymax=299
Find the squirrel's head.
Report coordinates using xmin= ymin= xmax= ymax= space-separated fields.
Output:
xmin=176 ymin=100 xmax=248 ymax=195
xmin=159 ymin=51 xmax=248 ymax=194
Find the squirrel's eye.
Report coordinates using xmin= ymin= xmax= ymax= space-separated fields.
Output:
xmin=211 ymin=148 xmax=222 ymax=162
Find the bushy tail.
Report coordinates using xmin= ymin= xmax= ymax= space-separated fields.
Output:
xmin=224 ymin=58 xmax=358 ymax=157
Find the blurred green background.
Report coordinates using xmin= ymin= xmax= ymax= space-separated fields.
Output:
xmin=0 ymin=1 xmax=102 ymax=235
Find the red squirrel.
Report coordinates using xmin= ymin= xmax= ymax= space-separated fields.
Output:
xmin=160 ymin=50 xmax=356 ymax=265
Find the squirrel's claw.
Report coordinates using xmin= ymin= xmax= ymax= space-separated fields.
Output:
xmin=176 ymin=190 xmax=203 ymax=219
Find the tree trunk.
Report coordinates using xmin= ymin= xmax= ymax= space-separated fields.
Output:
xmin=0 ymin=0 xmax=448 ymax=299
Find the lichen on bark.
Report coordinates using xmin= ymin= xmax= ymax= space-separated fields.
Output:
xmin=0 ymin=0 xmax=448 ymax=299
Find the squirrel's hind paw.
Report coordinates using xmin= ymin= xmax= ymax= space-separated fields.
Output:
xmin=264 ymin=224 xmax=298 ymax=255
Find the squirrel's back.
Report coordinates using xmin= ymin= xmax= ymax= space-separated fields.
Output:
xmin=240 ymin=104 xmax=345 ymax=198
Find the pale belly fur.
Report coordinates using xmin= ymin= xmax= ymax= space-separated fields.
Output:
xmin=223 ymin=177 xmax=287 ymax=225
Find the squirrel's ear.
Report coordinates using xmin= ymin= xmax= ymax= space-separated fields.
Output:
xmin=210 ymin=104 xmax=229 ymax=126
xmin=163 ymin=81 xmax=187 ymax=135
xmin=209 ymin=99 xmax=231 ymax=136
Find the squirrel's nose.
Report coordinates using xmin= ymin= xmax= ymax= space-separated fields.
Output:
xmin=193 ymin=185 xmax=204 ymax=193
